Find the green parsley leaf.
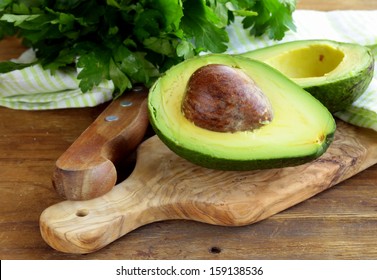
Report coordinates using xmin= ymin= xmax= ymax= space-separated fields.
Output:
xmin=181 ymin=0 xmax=229 ymax=53
xmin=242 ymin=0 xmax=296 ymax=40
xmin=0 ymin=60 xmax=34 ymax=73
xmin=77 ymin=49 xmax=111 ymax=92
xmin=109 ymin=58 xmax=132 ymax=96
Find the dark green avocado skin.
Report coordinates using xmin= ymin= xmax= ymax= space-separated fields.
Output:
xmin=304 ymin=55 xmax=374 ymax=113
xmin=150 ymin=120 xmax=336 ymax=171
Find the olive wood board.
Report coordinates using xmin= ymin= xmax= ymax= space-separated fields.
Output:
xmin=40 ymin=120 xmax=377 ymax=254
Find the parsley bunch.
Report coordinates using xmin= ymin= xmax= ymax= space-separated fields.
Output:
xmin=0 ymin=0 xmax=296 ymax=96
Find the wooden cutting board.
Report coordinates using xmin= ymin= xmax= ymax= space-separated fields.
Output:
xmin=40 ymin=120 xmax=377 ymax=254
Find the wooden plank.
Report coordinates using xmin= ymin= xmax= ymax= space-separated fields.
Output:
xmin=1 ymin=1 xmax=377 ymax=259
xmin=297 ymin=0 xmax=377 ymax=10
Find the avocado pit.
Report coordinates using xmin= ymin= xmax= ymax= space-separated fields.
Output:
xmin=182 ymin=64 xmax=274 ymax=132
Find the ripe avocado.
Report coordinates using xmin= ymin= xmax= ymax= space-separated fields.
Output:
xmin=148 ymin=54 xmax=336 ymax=171
xmin=240 ymin=40 xmax=374 ymax=113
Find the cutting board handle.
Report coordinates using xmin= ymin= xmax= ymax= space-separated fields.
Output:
xmin=41 ymin=174 xmax=169 ymax=254
xmin=52 ymin=86 xmax=149 ymax=201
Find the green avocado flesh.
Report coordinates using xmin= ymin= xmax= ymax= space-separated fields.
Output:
xmin=148 ymin=54 xmax=336 ymax=171
xmin=240 ymin=40 xmax=374 ymax=113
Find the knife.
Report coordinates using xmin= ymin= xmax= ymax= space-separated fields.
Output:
xmin=52 ymin=86 xmax=149 ymax=200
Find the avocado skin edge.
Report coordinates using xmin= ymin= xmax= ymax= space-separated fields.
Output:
xmin=149 ymin=119 xmax=336 ymax=171
xmin=303 ymin=55 xmax=374 ymax=113
xmin=239 ymin=40 xmax=375 ymax=114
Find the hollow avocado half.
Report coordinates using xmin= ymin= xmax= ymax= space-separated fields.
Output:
xmin=240 ymin=40 xmax=374 ymax=113
xmin=148 ymin=54 xmax=336 ymax=171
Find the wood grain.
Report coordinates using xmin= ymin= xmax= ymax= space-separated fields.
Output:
xmin=40 ymin=121 xmax=377 ymax=254
xmin=297 ymin=0 xmax=377 ymax=11
xmin=52 ymin=88 xmax=149 ymax=200
xmin=2 ymin=0 xmax=377 ymax=259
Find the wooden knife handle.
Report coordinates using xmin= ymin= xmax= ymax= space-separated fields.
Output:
xmin=52 ymin=86 xmax=149 ymax=201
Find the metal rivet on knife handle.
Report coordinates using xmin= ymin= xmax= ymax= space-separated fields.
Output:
xmin=120 ymin=100 xmax=133 ymax=107
xmin=105 ymin=115 xmax=119 ymax=122
xmin=132 ymin=85 xmax=144 ymax=92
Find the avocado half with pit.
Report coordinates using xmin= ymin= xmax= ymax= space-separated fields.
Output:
xmin=148 ymin=54 xmax=336 ymax=171
xmin=240 ymin=40 xmax=374 ymax=113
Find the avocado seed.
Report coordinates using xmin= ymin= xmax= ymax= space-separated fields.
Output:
xmin=182 ymin=64 xmax=274 ymax=132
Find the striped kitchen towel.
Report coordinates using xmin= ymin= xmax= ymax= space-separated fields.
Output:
xmin=0 ymin=49 xmax=114 ymax=110
xmin=225 ymin=10 xmax=377 ymax=131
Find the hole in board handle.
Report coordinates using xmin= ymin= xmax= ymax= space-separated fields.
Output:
xmin=76 ymin=209 xmax=89 ymax=217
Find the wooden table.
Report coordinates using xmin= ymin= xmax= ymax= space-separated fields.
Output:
xmin=1 ymin=1 xmax=377 ymax=260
